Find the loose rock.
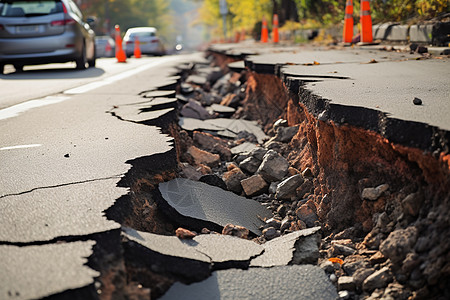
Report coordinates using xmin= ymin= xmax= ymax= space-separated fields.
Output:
xmin=275 ymin=174 xmax=304 ymax=200
xmin=256 ymin=150 xmax=289 ymax=182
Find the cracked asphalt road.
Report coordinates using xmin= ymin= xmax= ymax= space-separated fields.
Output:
xmin=0 ymin=55 xmax=201 ymax=299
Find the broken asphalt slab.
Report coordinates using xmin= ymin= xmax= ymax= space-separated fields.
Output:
xmin=160 ymin=264 xmax=338 ymax=300
xmin=1 ymin=241 xmax=98 ymax=300
xmin=122 ymin=227 xmax=264 ymax=275
xmin=0 ymin=178 xmax=121 ymax=243
xmin=158 ymin=178 xmax=272 ymax=235
xmin=250 ymin=226 xmax=321 ymax=267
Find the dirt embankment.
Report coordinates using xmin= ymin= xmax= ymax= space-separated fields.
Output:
xmin=222 ymin=52 xmax=450 ymax=299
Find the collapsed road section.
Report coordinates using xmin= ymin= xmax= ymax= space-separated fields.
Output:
xmin=2 ymin=44 xmax=449 ymax=299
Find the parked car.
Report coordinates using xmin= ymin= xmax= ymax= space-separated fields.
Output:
xmin=123 ymin=27 xmax=165 ymax=58
xmin=95 ymin=35 xmax=115 ymax=58
xmin=0 ymin=0 xmax=96 ymax=74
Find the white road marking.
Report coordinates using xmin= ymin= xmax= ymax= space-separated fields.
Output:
xmin=1 ymin=144 xmax=42 ymax=150
xmin=0 ymin=96 xmax=70 ymax=121
xmin=0 ymin=56 xmax=182 ymax=121
xmin=64 ymin=56 xmax=180 ymax=94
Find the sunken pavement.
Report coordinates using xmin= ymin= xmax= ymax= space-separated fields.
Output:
xmin=2 ymin=42 xmax=450 ymax=300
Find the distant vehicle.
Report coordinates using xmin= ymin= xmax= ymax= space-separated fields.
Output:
xmin=0 ymin=0 xmax=96 ymax=74
xmin=95 ymin=35 xmax=115 ymax=58
xmin=123 ymin=27 xmax=165 ymax=58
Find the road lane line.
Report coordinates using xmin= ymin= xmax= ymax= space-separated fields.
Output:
xmin=64 ymin=56 xmax=181 ymax=95
xmin=0 ymin=96 xmax=70 ymax=121
xmin=1 ymin=144 xmax=42 ymax=150
xmin=0 ymin=56 xmax=181 ymax=121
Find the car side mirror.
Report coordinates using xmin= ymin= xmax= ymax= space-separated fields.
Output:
xmin=86 ymin=17 xmax=96 ymax=28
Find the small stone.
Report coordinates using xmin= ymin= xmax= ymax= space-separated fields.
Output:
xmin=222 ymin=224 xmax=249 ymax=239
xmin=413 ymin=97 xmax=422 ymax=105
xmin=241 ymin=175 xmax=268 ymax=197
xmin=295 ymin=204 xmax=318 ymax=227
xmin=239 ymin=156 xmax=262 ymax=174
xmin=265 ymin=218 xmax=281 ymax=230
xmin=64 ymin=153 xmax=70 ymax=158
xmin=276 ymin=205 xmax=287 ymax=217
xmin=320 ymin=260 xmax=335 ymax=273
xmin=280 ymin=217 xmax=291 ymax=232
xmin=274 ymin=126 xmax=299 ymax=143
xmin=296 ymin=179 xmax=314 ymax=199
xmin=222 ymin=167 xmax=247 ymax=194
xmin=329 ymin=273 xmax=337 ymax=283
xmin=338 ymin=290 xmax=350 ymax=300
xmin=362 ymin=267 xmax=393 ymax=292
xmin=256 ymin=150 xmax=289 ymax=182
xmin=380 ymin=227 xmax=418 ymax=263
xmin=186 ymin=146 xmax=220 ymax=168
xmin=328 ymin=244 xmax=356 ymax=257
xmin=262 ymin=227 xmax=280 ymax=240
xmin=353 ymin=268 xmax=375 ymax=288
xmin=273 ymin=119 xmax=288 ymax=131
xmin=249 ymin=147 xmax=268 ymax=161
xmin=338 ymin=276 xmax=356 ymax=291
xmin=275 ymin=174 xmax=304 ymax=200
xmin=361 ymin=184 xmax=389 ymax=201
xmin=175 ymin=227 xmax=197 ymax=239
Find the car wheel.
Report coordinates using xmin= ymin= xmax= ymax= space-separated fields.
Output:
xmin=88 ymin=47 xmax=96 ymax=67
xmin=76 ymin=43 xmax=87 ymax=70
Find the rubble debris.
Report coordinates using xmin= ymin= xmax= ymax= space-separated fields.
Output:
xmin=175 ymin=227 xmax=197 ymax=239
xmin=160 ymin=265 xmax=338 ymax=300
xmin=256 ymin=150 xmax=290 ymax=182
xmin=158 ymin=178 xmax=272 ymax=235
xmin=222 ymin=224 xmax=249 ymax=239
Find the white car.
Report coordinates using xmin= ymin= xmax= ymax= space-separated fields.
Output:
xmin=123 ymin=27 xmax=165 ymax=57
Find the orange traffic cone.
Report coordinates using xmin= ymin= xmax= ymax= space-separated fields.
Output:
xmin=134 ymin=37 xmax=141 ymax=58
xmin=261 ymin=17 xmax=268 ymax=43
xmin=240 ymin=28 xmax=246 ymax=41
xmin=115 ymin=25 xmax=126 ymax=63
xmin=360 ymin=0 xmax=373 ymax=43
xmin=272 ymin=14 xmax=279 ymax=43
xmin=342 ymin=0 xmax=353 ymax=43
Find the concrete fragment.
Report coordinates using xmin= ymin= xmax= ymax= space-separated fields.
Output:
xmin=160 ymin=265 xmax=338 ymax=300
xmin=338 ymin=276 xmax=356 ymax=291
xmin=275 ymin=174 xmax=304 ymax=200
xmin=296 ymin=204 xmax=319 ymax=227
xmin=250 ymin=227 xmax=321 ymax=267
xmin=239 ymin=156 xmax=262 ymax=174
xmin=122 ymin=227 xmax=211 ymax=282
xmin=186 ymin=146 xmax=220 ymax=168
xmin=178 ymin=117 xmax=223 ymax=132
xmin=222 ymin=167 xmax=247 ymax=194
xmin=362 ymin=267 xmax=393 ymax=292
xmin=0 ymin=241 xmax=99 ymax=300
xmin=256 ymin=150 xmax=289 ymax=182
xmin=185 ymin=234 xmax=263 ymax=269
xmin=241 ymin=174 xmax=268 ymax=197
xmin=203 ymin=118 xmax=268 ymax=144
xmin=361 ymin=184 xmax=389 ymax=201
xmin=410 ymin=24 xmax=433 ymax=43
xmin=181 ymin=99 xmax=213 ymax=120
xmin=158 ymin=178 xmax=271 ymax=234
xmin=230 ymin=142 xmax=257 ymax=155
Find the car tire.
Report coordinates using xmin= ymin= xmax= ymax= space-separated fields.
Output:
xmin=76 ymin=43 xmax=87 ymax=70
xmin=88 ymin=47 xmax=96 ymax=67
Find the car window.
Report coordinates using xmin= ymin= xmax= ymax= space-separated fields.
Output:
xmin=0 ymin=0 xmax=63 ymax=17
xmin=130 ymin=31 xmax=156 ymax=38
